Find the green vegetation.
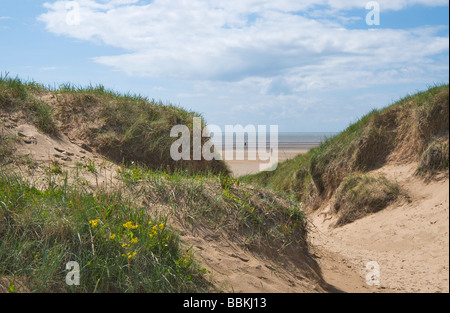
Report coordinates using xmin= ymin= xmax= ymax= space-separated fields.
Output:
xmin=242 ymin=153 xmax=313 ymax=203
xmin=29 ymin=100 xmax=58 ymax=136
xmin=0 ymin=74 xmax=28 ymax=107
xmin=0 ymin=170 xmax=211 ymax=293
xmin=332 ymin=173 xmax=400 ymax=227
xmin=117 ymin=165 xmax=308 ymax=258
xmin=0 ymin=74 xmax=57 ymax=135
xmin=0 ymin=133 xmax=17 ymax=165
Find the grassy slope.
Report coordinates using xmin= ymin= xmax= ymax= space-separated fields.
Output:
xmin=242 ymin=84 xmax=449 ymax=223
xmin=0 ymin=74 xmax=228 ymax=174
xmin=0 ymin=75 xmax=312 ymax=292
xmin=0 ymin=75 xmax=218 ymax=292
xmin=0 ymin=171 xmax=211 ymax=292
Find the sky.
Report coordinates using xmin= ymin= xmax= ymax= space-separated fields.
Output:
xmin=0 ymin=0 xmax=448 ymax=132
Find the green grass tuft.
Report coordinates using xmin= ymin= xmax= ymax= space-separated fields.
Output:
xmin=28 ymin=100 xmax=59 ymax=136
xmin=332 ymin=173 xmax=400 ymax=227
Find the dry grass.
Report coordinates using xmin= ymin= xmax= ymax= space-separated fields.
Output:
xmin=115 ymin=166 xmax=309 ymax=259
xmin=416 ymin=136 xmax=449 ymax=175
xmin=332 ymin=173 xmax=400 ymax=227
xmin=50 ymin=91 xmax=228 ymax=174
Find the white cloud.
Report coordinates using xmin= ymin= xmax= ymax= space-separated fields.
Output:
xmin=38 ymin=0 xmax=449 ymax=95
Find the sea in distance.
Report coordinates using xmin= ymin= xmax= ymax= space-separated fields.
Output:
xmin=211 ymin=132 xmax=338 ymax=152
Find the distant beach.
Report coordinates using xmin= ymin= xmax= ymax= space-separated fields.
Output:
xmin=215 ymin=132 xmax=336 ymax=177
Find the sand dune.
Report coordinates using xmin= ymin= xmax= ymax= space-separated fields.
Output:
xmin=2 ymin=119 xmax=448 ymax=293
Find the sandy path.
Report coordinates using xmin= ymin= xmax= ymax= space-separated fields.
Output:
xmin=308 ymin=163 xmax=449 ymax=293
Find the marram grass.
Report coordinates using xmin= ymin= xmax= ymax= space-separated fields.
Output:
xmin=0 ymin=170 xmax=211 ymax=293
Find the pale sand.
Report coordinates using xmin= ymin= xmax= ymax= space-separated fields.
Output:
xmin=223 ymin=150 xmax=308 ymax=177
xmin=309 ymin=162 xmax=449 ymax=293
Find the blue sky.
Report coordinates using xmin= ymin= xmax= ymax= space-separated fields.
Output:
xmin=1 ymin=0 xmax=448 ymax=132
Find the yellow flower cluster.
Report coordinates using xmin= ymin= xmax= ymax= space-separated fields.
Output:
xmin=149 ymin=222 xmax=165 ymax=238
xmin=123 ymin=221 xmax=139 ymax=229
xmin=122 ymin=252 xmax=137 ymax=259
xmin=177 ymin=250 xmax=192 ymax=268
xmin=183 ymin=251 xmax=191 ymax=263
xmin=89 ymin=219 xmax=100 ymax=227
xmin=119 ymin=236 xmax=138 ymax=246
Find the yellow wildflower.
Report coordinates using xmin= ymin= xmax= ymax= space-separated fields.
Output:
xmin=123 ymin=221 xmax=138 ymax=229
xmin=127 ymin=252 xmax=137 ymax=259
xmin=122 ymin=243 xmax=130 ymax=248
xmin=131 ymin=237 xmax=138 ymax=244
xmin=109 ymin=234 xmax=116 ymax=240
xmin=89 ymin=219 xmax=100 ymax=227
xmin=159 ymin=223 xmax=164 ymax=230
